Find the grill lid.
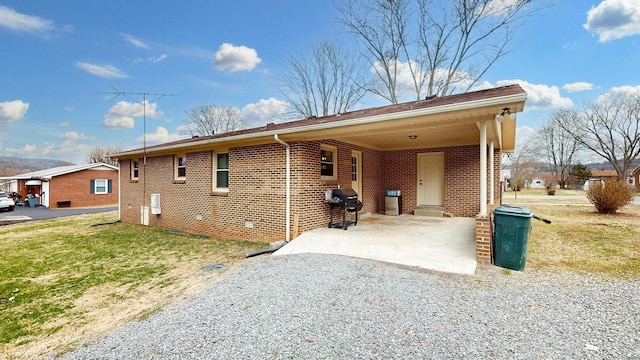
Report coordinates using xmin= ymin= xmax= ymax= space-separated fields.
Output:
xmin=332 ymin=188 xmax=358 ymax=200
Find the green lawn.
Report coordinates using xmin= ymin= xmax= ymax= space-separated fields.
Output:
xmin=0 ymin=211 xmax=261 ymax=358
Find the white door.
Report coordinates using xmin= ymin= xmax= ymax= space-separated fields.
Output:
xmin=417 ymin=153 xmax=444 ymax=206
xmin=351 ymin=150 xmax=362 ymax=199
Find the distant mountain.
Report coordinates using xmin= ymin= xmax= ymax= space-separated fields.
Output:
xmin=0 ymin=157 xmax=74 ymax=176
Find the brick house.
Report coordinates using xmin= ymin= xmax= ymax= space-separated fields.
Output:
xmin=0 ymin=163 xmax=118 ymax=208
xmin=112 ymin=85 xmax=527 ymax=264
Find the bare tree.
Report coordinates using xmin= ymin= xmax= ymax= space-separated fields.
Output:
xmin=274 ymin=41 xmax=367 ymax=119
xmin=534 ymin=109 xmax=583 ymax=188
xmin=337 ymin=0 xmax=535 ymax=103
xmin=181 ymin=105 xmax=246 ymax=136
xmin=503 ymin=139 xmax=537 ymax=198
xmin=87 ymin=145 xmax=123 ymax=166
xmin=558 ymin=91 xmax=640 ymax=179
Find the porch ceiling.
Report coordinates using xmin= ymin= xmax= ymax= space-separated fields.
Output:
xmin=288 ymin=102 xmax=517 ymax=151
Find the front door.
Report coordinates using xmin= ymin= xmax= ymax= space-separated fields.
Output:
xmin=351 ymin=150 xmax=362 ymax=199
xmin=417 ymin=153 xmax=444 ymax=206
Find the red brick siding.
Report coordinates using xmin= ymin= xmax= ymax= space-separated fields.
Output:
xmin=119 ymin=141 xmax=500 ymax=243
xmin=47 ymin=169 xmax=118 ymax=208
xmin=382 ymin=145 xmax=502 ymax=217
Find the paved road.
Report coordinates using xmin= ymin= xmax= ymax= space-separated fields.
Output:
xmin=0 ymin=206 xmax=117 ymax=226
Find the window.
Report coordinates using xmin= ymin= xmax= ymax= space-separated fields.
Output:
xmin=175 ymin=155 xmax=186 ymax=180
xmin=90 ymin=179 xmax=112 ymax=194
xmin=131 ymin=159 xmax=139 ymax=181
xmin=214 ymin=152 xmax=229 ymax=190
xmin=320 ymin=144 xmax=337 ymax=181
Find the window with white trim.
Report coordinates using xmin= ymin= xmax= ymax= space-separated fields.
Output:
xmin=320 ymin=144 xmax=337 ymax=181
xmin=175 ymin=155 xmax=186 ymax=180
xmin=91 ymin=179 xmax=112 ymax=194
xmin=131 ymin=159 xmax=139 ymax=181
xmin=214 ymin=152 xmax=229 ymax=190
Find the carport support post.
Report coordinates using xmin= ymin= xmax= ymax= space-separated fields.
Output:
xmin=476 ymin=121 xmax=491 ymax=265
xmin=489 ymin=140 xmax=495 ymax=205
xmin=479 ymin=122 xmax=487 ymax=216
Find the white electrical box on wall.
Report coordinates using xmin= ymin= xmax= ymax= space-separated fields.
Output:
xmin=150 ymin=194 xmax=161 ymax=215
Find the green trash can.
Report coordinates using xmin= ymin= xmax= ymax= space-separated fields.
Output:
xmin=492 ymin=205 xmax=533 ymax=271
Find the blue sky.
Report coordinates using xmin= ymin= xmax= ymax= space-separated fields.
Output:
xmin=1 ymin=0 xmax=639 ymax=164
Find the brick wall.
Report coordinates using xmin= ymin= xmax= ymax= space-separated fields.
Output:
xmin=382 ymin=145 xmax=501 ymax=217
xmin=118 ymin=141 xmax=500 ymax=245
xmin=49 ymin=169 xmax=118 ymax=208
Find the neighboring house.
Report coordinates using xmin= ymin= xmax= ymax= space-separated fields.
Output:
xmin=584 ymin=167 xmax=638 ymax=191
xmin=112 ymin=85 xmax=527 ymax=264
xmin=529 ymin=176 xmax=546 ymax=189
xmin=632 ymin=164 xmax=640 ymax=191
xmin=0 ymin=163 xmax=118 ymax=208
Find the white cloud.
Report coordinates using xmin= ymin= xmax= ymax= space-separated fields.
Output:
xmin=594 ymin=85 xmax=640 ymax=103
xmin=137 ymin=126 xmax=185 ymax=145
xmin=133 ymin=54 xmax=167 ymax=63
xmin=75 ymin=61 xmax=128 ymax=79
xmin=3 ymin=143 xmax=38 ymax=157
xmin=0 ymin=5 xmax=55 ymax=37
xmin=370 ymin=60 xmax=473 ymax=101
xmin=101 ymin=100 xmax=164 ymax=129
xmin=122 ymin=33 xmax=150 ymax=49
xmin=58 ymin=131 xmax=95 ymax=140
xmin=0 ymin=100 xmax=29 ymax=123
xmin=516 ymin=125 xmax=537 ymax=145
xmin=584 ymin=0 xmax=640 ymax=42
xmin=58 ymin=122 xmax=71 ymax=127
xmin=213 ymin=43 xmax=261 ymax=72
xmin=64 ymin=106 xmax=75 ymax=112
xmin=241 ymin=98 xmax=289 ymax=128
xmin=562 ymin=82 xmax=594 ymax=93
xmin=488 ymin=79 xmax=574 ymax=110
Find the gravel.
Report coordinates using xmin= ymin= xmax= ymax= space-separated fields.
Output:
xmin=61 ymin=253 xmax=640 ymax=359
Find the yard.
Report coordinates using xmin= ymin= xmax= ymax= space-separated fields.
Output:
xmin=1 ymin=198 xmax=639 ymax=359
xmin=0 ymin=212 xmax=262 ymax=359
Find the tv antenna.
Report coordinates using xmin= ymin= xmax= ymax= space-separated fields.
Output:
xmin=98 ymin=87 xmax=179 ymax=222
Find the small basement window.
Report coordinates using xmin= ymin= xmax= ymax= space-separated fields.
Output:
xmin=320 ymin=144 xmax=337 ymax=181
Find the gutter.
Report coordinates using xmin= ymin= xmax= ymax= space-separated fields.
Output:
xmin=274 ymin=134 xmax=290 ymax=242
xmin=112 ymin=92 xmax=528 ymax=158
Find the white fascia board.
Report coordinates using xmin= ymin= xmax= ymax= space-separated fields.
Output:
xmin=115 ymin=92 xmax=527 ymax=157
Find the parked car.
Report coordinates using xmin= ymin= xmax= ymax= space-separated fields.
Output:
xmin=0 ymin=192 xmax=15 ymax=212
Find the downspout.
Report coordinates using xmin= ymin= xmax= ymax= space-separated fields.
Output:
xmin=274 ymin=134 xmax=290 ymax=242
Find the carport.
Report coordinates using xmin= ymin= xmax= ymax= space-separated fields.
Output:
xmin=274 ymin=214 xmax=477 ymax=275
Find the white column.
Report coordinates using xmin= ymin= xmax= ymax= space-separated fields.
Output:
xmin=489 ymin=140 xmax=495 ymax=205
xmin=479 ymin=122 xmax=487 ymax=216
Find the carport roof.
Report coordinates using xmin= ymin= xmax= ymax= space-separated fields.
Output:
xmin=112 ymin=84 xmax=527 ymax=159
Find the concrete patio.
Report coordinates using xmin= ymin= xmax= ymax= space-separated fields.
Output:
xmin=274 ymin=213 xmax=477 ymax=275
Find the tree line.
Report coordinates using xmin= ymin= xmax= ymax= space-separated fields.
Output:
xmin=506 ymin=90 xmax=640 ymax=188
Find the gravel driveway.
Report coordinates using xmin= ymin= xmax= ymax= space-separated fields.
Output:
xmin=61 ymin=253 xmax=639 ymax=359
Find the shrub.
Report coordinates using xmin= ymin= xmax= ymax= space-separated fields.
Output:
xmin=586 ymin=179 xmax=635 ymax=214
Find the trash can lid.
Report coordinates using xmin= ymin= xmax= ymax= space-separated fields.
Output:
xmin=493 ymin=205 xmax=533 ymax=217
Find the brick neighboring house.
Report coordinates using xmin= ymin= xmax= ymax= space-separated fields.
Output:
xmin=112 ymin=85 xmax=528 ymax=264
xmin=587 ymin=168 xmax=636 ymax=189
xmin=633 ymin=164 xmax=640 ymax=191
xmin=0 ymin=163 xmax=118 ymax=208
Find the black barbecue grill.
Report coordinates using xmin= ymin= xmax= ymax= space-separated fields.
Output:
xmin=326 ymin=188 xmax=363 ymax=230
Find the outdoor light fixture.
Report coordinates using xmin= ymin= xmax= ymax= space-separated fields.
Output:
xmin=495 ymin=107 xmax=515 ymax=122
xmin=408 ymin=135 xmax=418 ymax=140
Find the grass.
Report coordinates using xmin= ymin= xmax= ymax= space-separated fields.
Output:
xmin=0 ymin=211 xmax=261 ymax=358
xmin=518 ymin=203 xmax=640 ymax=278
